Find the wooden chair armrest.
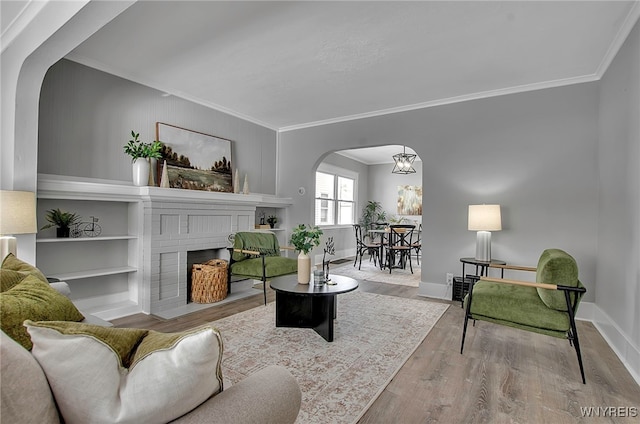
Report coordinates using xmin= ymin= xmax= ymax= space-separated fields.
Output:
xmin=489 ymin=264 xmax=537 ymax=272
xmin=480 ymin=276 xmax=557 ymax=291
xmin=232 ymin=248 xmax=262 ymax=256
xmin=280 ymin=246 xmax=296 ymax=251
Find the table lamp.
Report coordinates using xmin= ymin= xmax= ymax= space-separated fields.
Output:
xmin=468 ymin=204 xmax=501 ymax=262
xmin=0 ymin=190 xmax=37 ymax=260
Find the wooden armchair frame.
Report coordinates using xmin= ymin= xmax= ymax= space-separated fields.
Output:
xmin=461 ymin=262 xmax=587 ymax=384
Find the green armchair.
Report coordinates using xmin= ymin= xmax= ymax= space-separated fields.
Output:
xmin=227 ymin=232 xmax=298 ymax=305
xmin=460 ymin=248 xmax=587 ymax=383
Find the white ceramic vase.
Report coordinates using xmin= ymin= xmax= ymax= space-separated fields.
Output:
xmin=297 ymin=252 xmax=311 ymax=284
xmin=132 ymin=158 xmax=149 ymax=187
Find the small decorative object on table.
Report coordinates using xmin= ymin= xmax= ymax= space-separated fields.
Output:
xmin=40 ymin=208 xmax=81 ymax=238
xmin=313 ymin=269 xmax=325 ymax=286
xmin=290 ymin=224 xmax=323 ymax=284
xmin=323 ymin=237 xmax=335 ymax=283
xmin=267 ymin=215 xmax=278 ymax=229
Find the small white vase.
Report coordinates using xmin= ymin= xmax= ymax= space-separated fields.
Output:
xmin=132 ymin=158 xmax=150 ymax=186
xmin=297 ymin=252 xmax=311 ymax=284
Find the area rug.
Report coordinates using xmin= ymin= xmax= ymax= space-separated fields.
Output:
xmin=213 ymin=291 xmax=448 ymax=424
xmin=329 ymin=257 xmax=421 ymax=287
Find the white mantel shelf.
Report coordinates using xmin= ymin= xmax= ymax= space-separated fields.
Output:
xmin=37 ymin=174 xmax=293 ymax=207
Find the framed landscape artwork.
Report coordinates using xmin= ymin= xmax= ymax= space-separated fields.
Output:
xmin=156 ymin=122 xmax=233 ymax=192
xmin=397 ymin=185 xmax=422 ymax=215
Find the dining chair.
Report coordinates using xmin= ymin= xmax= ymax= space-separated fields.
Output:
xmin=385 ymin=224 xmax=415 ymax=274
xmin=353 ymin=224 xmax=381 ymax=270
xmin=410 ymin=223 xmax=422 ymax=265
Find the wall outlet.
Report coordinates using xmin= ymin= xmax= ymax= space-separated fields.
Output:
xmin=446 ymin=273 xmax=454 ymax=285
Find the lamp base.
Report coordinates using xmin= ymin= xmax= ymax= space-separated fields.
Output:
xmin=0 ymin=236 xmax=17 ymax=261
xmin=475 ymin=231 xmax=491 ymax=262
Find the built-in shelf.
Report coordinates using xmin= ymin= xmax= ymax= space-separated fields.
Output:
xmin=36 ymin=235 xmax=137 ymax=243
xmin=46 ymin=266 xmax=137 ymax=281
xmin=36 ymin=174 xmax=293 ymax=320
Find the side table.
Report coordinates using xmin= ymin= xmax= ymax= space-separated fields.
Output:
xmin=454 ymin=257 xmax=507 ymax=305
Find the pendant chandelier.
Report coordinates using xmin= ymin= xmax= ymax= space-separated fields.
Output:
xmin=391 ymin=146 xmax=416 ymax=174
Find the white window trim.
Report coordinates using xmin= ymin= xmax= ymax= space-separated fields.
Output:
xmin=315 ymin=163 xmax=358 ymax=227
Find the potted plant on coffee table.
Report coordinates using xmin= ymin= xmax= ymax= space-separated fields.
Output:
xmin=40 ymin=208 xmax=81 ymax=238
xmin=124 ymin=130 xmax=163 ymax=186
xmin=290 ymin=224 xmax=323 ymax=284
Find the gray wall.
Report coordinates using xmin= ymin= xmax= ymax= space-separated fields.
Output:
xmin=597 ymin=20 xmax=640 ymax=356
xmin=368 ymin=160 xmax=423 ymax=222
xmin=279 ymin=82 xmax=599 ymax=302
xmin=38 ymin=59 xmax=277 ymax=194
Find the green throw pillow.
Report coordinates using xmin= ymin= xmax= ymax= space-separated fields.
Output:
xmin=536 ymin=249 xmax=579 ymax=311
xmin=0 ymin=275 xmax=85 ymax=349
xmin=25 ymin=321 xmax=224 ymax=424
xmin=0 ymin=269 xmax=28 ymax=292
xmin=1 ymin=253 xmax=48 ymax=285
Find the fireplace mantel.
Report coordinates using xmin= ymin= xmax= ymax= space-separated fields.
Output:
xmin=38 ymin=174 xmax=292 ymax=207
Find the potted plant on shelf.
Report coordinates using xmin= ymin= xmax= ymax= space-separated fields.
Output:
xmin=123 ymin=130 xmax=163 ymax=186
xmin=290 ymin=224 xmax=323 ymax=284
xmin=40 ymin=208 xmax=81 ymax=238
xmin=266 ymin=215 xmax=278 ymax=229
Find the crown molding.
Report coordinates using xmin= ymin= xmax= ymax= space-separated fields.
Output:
xmin=1 ymin=0 xmax=49 ymax=53
xmin=278 ymin=73 xmax=600 ymax=133
xmin=595 ymin=1 xmax=640 ymax=77
xmin=64 ymin=53 xmax=279 ymax=131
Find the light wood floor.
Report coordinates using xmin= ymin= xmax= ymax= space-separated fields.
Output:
xmin=112 ymin=280 xmax=640 ymax=423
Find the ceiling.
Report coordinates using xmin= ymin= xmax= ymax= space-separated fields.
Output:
xmin=336 ymin=145 xmax=419 ymax=165
xmin=8 ymin=1 xmax=639 ymax=163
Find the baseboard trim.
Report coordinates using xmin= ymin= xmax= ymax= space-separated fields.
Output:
xmin=580 ymin=302 xmax=640 ymax=387
xmin=417 ymin=284 xmax=640 ymax=386
xmin=418 ymin=281 xmax=452 ymax=300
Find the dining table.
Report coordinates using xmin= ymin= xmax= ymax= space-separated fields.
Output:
xmin=368 ymin=227 xmax=420 ymax=270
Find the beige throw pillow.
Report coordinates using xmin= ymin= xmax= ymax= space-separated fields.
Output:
xmin=26 ymin=321 xmax=224 ymax=424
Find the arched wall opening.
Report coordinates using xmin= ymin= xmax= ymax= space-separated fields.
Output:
xmin=304 ymin=145 xmax=423 ymax=269
xmin=3 ymin=1 xmax=134 ymax=262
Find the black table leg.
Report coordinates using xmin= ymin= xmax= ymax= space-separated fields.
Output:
xmin=275 ymin=291 xmax=336 ymax=342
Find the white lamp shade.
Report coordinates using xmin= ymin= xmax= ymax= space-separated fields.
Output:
xmin=0 ymin=191 xmax=37 ymax=235
xmin=468 ymin=204 xmax=502 ymax=231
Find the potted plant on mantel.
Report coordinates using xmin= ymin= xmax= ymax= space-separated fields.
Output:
xmin=290 ymin=224 xmax=323 ymax=284
xmin=123 ymin=130 xmax=163 ymax=186
xmin=40 ymin=208 xmax=81 ymax=238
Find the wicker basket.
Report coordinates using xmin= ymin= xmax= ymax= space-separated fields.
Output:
xmin=191 ymin=259 xmax=228 ymax=303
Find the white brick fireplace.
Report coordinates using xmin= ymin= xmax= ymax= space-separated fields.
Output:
xmin=140 ymin=189 xmax=291 ymax=317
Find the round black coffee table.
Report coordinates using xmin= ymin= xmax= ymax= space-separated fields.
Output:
xmin=269 ymin=274 xmax=358 ymax=342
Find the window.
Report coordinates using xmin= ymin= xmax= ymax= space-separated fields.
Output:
xmin=315 ymin=166 xmax=356 ymax=226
